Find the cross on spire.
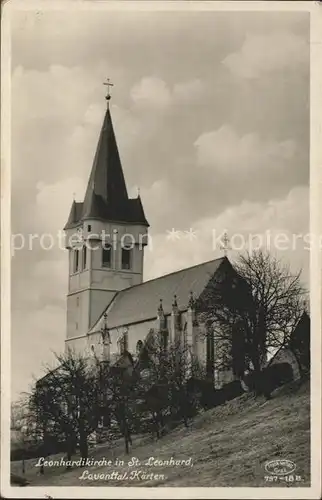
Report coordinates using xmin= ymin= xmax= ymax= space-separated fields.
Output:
xmin=103 ymin=78 xmax=114 ymax=104
xmin=220 ymin=231 xmax=231 ymax=257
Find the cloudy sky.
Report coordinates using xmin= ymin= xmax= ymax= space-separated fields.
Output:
xmin=10 ymin=7 xmax=310 ymax=399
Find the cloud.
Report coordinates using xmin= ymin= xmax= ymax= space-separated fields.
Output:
xmin=222 ymin=32 xmax=308 ymax=79
xmin=204 ymin=185 xmax=308 ymax=238
xmin=130 ymin=77 xmax=205 ymax=112
xmin=12 ymin=303 xmax=66 ymax=395
xmin=130 ymin=77 xmax=172 ymax=111
xmin=35 ymin=177 xmax=87 ymax=233
xmin=201 ymin=185 xmax=310 ymax=286
xmin=12 ymin=64 xmax=97 ymax=122
xmin=194 ymin=125 xmax=297 ymax=173
xmin=173 ymin=79 xmax=204 ymax=102
xmin=144 ymin=185 xmax=309 ymax=285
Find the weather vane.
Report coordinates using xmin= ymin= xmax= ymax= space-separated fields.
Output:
xmin=220 ymin=231 xmax=231 ymax=257
xmin=103 ymin=78 xmax=114 ymax=104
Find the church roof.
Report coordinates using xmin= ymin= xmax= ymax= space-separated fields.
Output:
xmin=64 ymin=107 xmax=149 ymax=229
xmin=65 ymin=201 xmax=85 ymax=229
xmin=89 ymin=256 xmax=227 ymax=333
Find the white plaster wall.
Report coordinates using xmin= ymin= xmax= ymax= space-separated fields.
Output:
xmin=65 ymin=220 xmax=148 ymax=342
xmin=66 ymin=290 xmax=91 ymax=339
xmin=89 ymin=289 xmax=116 ymax=330
xmin=69 ymin=269 xmax=91 ymax=293
xmin=99 ymin=318 xmax=157 ymax=357
xmin=65 ymin=334 xmax=89 ymax=355
xmin=66 ymin=311 xmax=211 ymax=375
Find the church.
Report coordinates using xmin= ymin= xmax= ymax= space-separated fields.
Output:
xmin=63 ymin=91 xmax=243 ymax=389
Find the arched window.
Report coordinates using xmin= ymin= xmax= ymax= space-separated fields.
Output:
xmin=121 ymin=246 xmax=132 ymax=270
xmin=102 ymin=244 xmax=112 ymax=268
xmin=161 ymin=330 xmax=168 ymax=351
xmin=123 ymin=330 xmax=128 ymax=352
xmin=117 ymin=337 xmax=124 ymax=355
xmin=73 ymin=249 xmax=79 ymax=273
xmin=117 ymin=330 xmax=128 ymax=355
xmin=82 ymin=245 xmax=87 ymax=270
xmin=136 ymin=340 xmax=143 ymax=354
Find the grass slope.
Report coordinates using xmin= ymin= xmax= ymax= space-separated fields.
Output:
xmin=11 ymin=380 xmax=310 ymax=487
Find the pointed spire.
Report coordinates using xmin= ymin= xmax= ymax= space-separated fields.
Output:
xmin=172 ymin=294 xmax=178 ymax=308
xmin=157 ymin=298 xmax=167 ymax=333
xmin=188 ymin=290 xmax=195 ymax=310
xmin=172 ymin=294 xmax=181 ymax=331
xmin=64 ymin=200 xmax=82 ymax=230
xmin=64 ymin=97 xmax=149 ymax=230
xmin=82 ymin=107 xmax=129 ymax=219
xmin=158 ymin=298 xmax=164 ymax=315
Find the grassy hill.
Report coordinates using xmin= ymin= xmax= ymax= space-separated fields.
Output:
xmin=11 ymin=379 xmax=310 ymax=488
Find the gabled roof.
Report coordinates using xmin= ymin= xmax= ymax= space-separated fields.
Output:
xmin=64 ymin=107 xmax=149 ymax=229
xmin=65 ymin=201 xmax=84 ymax=229
xmin=89 ymin=257 xmax=227 ymax=333
xmin=266 ymin=311 xmax=311 ymax=368
xmin=290 ymin=311 xmax=310 ymax=342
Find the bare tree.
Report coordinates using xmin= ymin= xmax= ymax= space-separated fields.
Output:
xmin=196 ymin=250 xmax=307 ymax=395
xmin=196 ymin=257 xmax=251 ymax=381
xmin=11 ymin=394 xmax=34 ymax=475
xmin=136 ymin=329 xmax=199 ymax=436
xmin=28 ymin=350 xmax=101 ymax=468
xmin=235 ymin=250 xmax=307 ymax=372
xmin=102 ymin=361 xmax=135 ymax=455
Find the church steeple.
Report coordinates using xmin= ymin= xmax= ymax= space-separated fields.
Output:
xmin=82 ymin=107 xmax=129 ymax=219
xmin=64 ymin=97 xmax=148 ymax=229
xmin=64 ymin=88 xmax=149 ymax=342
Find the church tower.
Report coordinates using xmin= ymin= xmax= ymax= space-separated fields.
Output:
xmin=64 ymin=87 xmax=149 ymax=341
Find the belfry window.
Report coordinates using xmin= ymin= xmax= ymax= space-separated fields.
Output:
xmin=82 ymin=245 xmax=87 ymax=270
xmin=102 ymin=244 xmax=112 ymax=268
xmin=121 ymin=246 xmax=132 ymax=270
xmin=73 ymin=249 xmax=79 ymax=273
